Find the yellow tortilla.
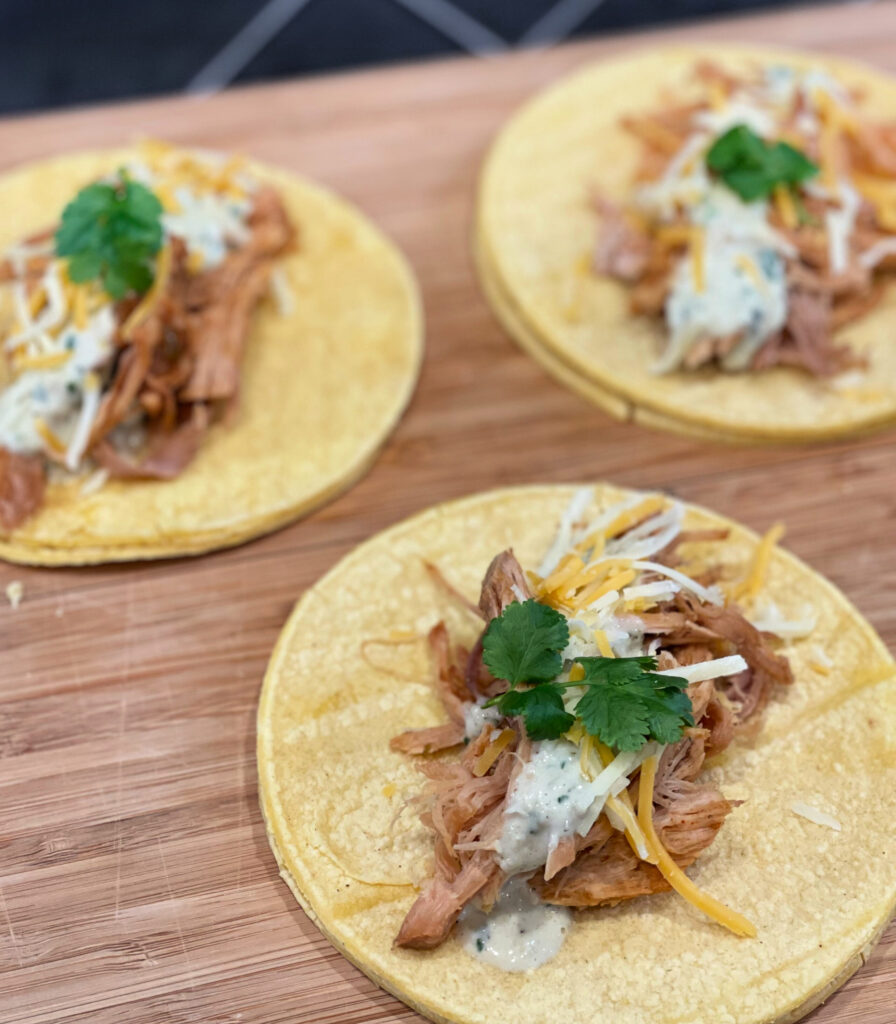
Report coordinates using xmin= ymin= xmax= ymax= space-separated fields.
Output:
xmin=477 ymin=45 xmax=896 ymax=443
xmin=258 ymin=483 xmax=896 ymax=1024
xmin=0 ymin=148 xmax=422 ymax=564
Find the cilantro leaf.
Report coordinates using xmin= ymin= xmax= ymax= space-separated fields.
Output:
xmin=55 ymin=173 xmax=163 ymax=300
xmin=706 ymin=124 xmax=818 ymax=202
xmin=576 ymin=678 xmax=649 ymax=751
xmin=573 ymin=657 xmax=693 ymax=751
xmin=482 ymin=599 xmax=569 ymax=686
xmin=627 ymin=676 xmax=694 ymax=745
xmin=492 ymin=685 xmax=574 ymax=741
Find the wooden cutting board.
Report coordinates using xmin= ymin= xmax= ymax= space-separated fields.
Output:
xmin=2 ymin=4 xmax=895 ymax=1022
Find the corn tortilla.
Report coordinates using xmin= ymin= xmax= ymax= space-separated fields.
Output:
xmin=476 ymin=45 xmax=896 ymax=443
xmin=258 ymin=484 xmax=896 ymax=1024
xmin=0 ymin=148 xmax=422 ymax=564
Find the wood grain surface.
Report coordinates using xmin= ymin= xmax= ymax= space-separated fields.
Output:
xmin=2 ymin=4 xmax=896 ymax=1022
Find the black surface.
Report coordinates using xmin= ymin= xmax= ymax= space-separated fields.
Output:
xmin=0 ymin=0 xmax=821 ymax=116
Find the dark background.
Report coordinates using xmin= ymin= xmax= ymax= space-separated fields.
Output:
xmin=4 ymin=0 xmax=821 ymax=116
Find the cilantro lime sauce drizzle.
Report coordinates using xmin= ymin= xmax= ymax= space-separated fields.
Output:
xmin=659 ymin=186 xmax=790 ymax=373
xmin=497 ymin=740 xmax=656 ymax=876
xmin=498 ymin=740 xmax=599 ymax=875
xmin=459 ymin=877 xmax=571 ymax=972
xmin=463 ymin=701 xmax=502 ymax=742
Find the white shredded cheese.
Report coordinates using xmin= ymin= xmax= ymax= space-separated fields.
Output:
xmin=629 ymin=560 xmax=723 ymax=606
xmin=750 ymin=599 xmax=816 ymax=639
xmin=538 ymin=487 xmax=594 ymax=577
xmin=656 ymin=654 xmax=747 ymax=684
xmin=268 ymin=266 xmax=295 ymax=316
xmin=586 ymin=588 xmax=620 ymax=613
xmin=621 ymin=580 xmax=681 ymax=603
xmin=79 ymin=467 xmax=110 ymax=496
xmin=5 ymin=580 xmax=23 ymax=609
xmin=811 ymin=644 xmax=833 ymax=670
xmin=825 ymin=182 xmax=861 ymax=276
xmin=791 ymin=801 xmax=842 ymax=831
xmin=859 ymin=237 xmax=896 ymax=271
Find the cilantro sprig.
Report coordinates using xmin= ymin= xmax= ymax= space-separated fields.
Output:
xmin=55 ymin=171 xmax=164 ymax=300
xmin=483 ymin=599 xmax=693 ymax=749
xmin=706 ymin=124 xmax=818 ymax=202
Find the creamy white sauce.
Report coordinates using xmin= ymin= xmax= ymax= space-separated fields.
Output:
xmin=122 ymin=155 xmax=253 ymax=269
xmin=463 ymin=701 xmax=502 ymax=741
xmin=458 ymin=876 xmax=571 ymax=972
xmin=762 ymin=65 xmax=798 ymax=105
xmin=0 ymin=304 xmax=116 ymax=454
xmin=498 ymin=740 xmax=605 ymax=875
xmin=162 ymin=187 xmax=251 ymax=269
xmin=658 ymin=187 xmax=789 ymax=373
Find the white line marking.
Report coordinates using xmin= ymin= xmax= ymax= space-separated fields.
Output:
xmin=0 ymin=885 xmax=23 ymax=968
xmin=157 ymin=839 xmax=197 ymax=990
xmin=388 ymin=0 xmax=508 ymax=53
xmin=186 ymin=0 xmax=315 ymax=94
xmin=519 ymin=0 xmax=609 ymax=47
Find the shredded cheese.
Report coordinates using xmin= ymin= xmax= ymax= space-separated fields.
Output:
xmin=34 ymin=417 xmax=66 ymax=455
xmin=814 ymin=89 xmax=845 ymax=190
xmin=774 ymin=185 xmax=798 ymax=229
xmin=708 ymin=82 xmax=727 ymax=111
xmin=13 ymin=350 xmax=71 ymax=372
xmin=579 ymin=568 xmax=636 ymax=611
xmin=594 ymin=740 xmax=657 ymax=864
xmin=735 ymin=253 xmax=765 ymax=290
xmin=604 ymin=495 xmax=666 ymax=540
xmin=120 ymin=244 xmax=173 ymax=340
xmin=27 ymin=285 xmax=46 ymax=318
xmin=630 ymin=560 xmax=722 ymax=606
xmin=656 ymin=654 xmax=747 ymax=684
xmin=593 ymin=629 xmax=615 ymax=658
xmin=691 ymin=228 xmax=706 ymax=293
xmin=473 ymin=728 xmax=516 ymax=778
xmin=638 ymin=755 xmax=756 ymax=936
xmin=655 ymin=224 xmax=694 ymax=248
xmin=539 ymin=553 xmax=584 ymax=598
xmin=72 ymin=284 xmax=88 ymax=330
xmin=809 ymin=644 xmax=833 ymax=676
xmin=732 ymin=522 xmax=785 ymax=603
xmin=791 ymin=800 xmax=842 ymax=831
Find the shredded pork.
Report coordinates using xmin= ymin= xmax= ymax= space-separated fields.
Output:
xmin=597 ymin=62 xmax=894 ymax=377
xmin=0 ymin=448 xmax=45 ymax=530
xmin=391 ymin=510 xmax=794 ymax=950
xmin=0 ymin=184 xmax=295 ymax=529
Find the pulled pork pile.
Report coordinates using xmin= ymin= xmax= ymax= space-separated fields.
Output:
xmin=595 ymin=61 xmax=896 ymax=377
xmin=391 ymin=537 xmax=791 ymax=949
xmin=0 ymin=187 xmax=294 ymax=530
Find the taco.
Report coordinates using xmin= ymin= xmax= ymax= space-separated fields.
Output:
xmin=0 ymin=142 xmax=421 ymax=564
xmin=258 ymin=484 xmax=896 ymax=1024
xmin=477 ymin=46 xmax=896 ymax=442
